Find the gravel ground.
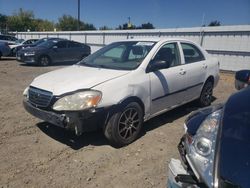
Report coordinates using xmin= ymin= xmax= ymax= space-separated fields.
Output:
xmin=0 ymin=58 xmax=236 ymax=188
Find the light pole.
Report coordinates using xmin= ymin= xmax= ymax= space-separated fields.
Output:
xmin=78 ymin=0 xmax=80 ymax=31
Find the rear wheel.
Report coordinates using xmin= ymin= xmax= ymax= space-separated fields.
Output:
xmin=39 ymin=55 xmax=50 ymax=66
xmin=199 ymin=81 xmax=213 ymax=107
xmin=104 ymin=102 xmax=143 ymax=147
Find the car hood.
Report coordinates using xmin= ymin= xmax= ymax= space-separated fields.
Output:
xmin=30 ymin=65 xmax=130 ymax=96
xmin=20 ymin=46 xmax=45 ymax=53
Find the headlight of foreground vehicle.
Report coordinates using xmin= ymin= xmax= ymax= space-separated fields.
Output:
xmin=194 ymin=109 xmax=221 ymax=156
xmin=24 ymin=51 xmax=35 ymax=56
xmin=186 ymin=109 xmax=222 ymax=187
xmin=23 ymin=87 xmax=29 ymax=99
xmin=53 ymin=90 xmax=102 ymax=111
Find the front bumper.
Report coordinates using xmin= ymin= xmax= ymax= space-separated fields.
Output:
xmin=23 ymin=99 xmax=108 ymax=135
xmin=16 ymin=53 xmax=36 ymax=63
xmin=167 ymin=159 xmax=198 ymax=188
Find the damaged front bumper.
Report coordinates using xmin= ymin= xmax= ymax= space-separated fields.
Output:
xmin=167 ymin=136 xmax=199 ymax=188
xmin=23 ymin=99 xmax=108 ymax=135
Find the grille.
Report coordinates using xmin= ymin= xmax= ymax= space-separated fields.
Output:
xmin=28 ymin=87 xmax=53 ymax=108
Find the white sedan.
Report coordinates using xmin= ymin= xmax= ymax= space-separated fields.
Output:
xmin=23 ymin=38 xmax=219 ymax=147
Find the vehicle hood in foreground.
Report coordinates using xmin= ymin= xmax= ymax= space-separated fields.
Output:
xmin=30 ymin=65 xmax=130 ymax=95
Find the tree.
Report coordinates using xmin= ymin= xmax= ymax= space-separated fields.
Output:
xmin=7 ymin=8 xmax=36 ymax=31
xmin=57 ymin=14 xmax=96 ymax=31
xmin=208 ymin=20 xmax=221 ymax=26
xmin=33 ymin=19 xmax=54 ymax=31
xmin=0 ymin=14 xmax=8 ymax=32
xmin=57 ymin=14 xmax=79 ymax=31
xmin=137 ymin=22 xmax=155 ymax=29
xmin=99 ymin=25 xmax=112 ymax=30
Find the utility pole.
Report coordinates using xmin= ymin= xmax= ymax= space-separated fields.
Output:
xmin=77 ymin=0 xmax=80 ymax=31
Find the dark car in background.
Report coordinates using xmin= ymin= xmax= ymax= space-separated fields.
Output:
xmin=0 ymin=42 xmax=11 ymax=59
xmin=17 ymin=38 xmax=91 ymax=66
xmin=0 ymin=34 xmax=18 ymax=45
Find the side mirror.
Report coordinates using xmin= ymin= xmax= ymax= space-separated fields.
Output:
xmin=146 ymin=60 xmax=169 ymax=73
xmin=235 ymin=70 xmax=250 ymax=90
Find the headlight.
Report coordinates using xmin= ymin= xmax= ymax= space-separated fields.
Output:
xmin=194 ymin=109 xmax=221 ymax=156
xmin=185 ymin=109 xmax=222 ymax=187
xmin=24 ymin=51 xmax=35 ymax=56
xmin=53 ymin=90 xmax=102 ymax=111
xmin=23 ymin=87 xmax=29 ymax=99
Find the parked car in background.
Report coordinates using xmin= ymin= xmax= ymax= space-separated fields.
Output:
xmin=0 ymin=42 xmax=11 ymax=59
xmin=17 ymin=38 xmax=91 ymax=66
xmin=14 ymin=37 xmax=59 ymax=54
xmin=167 ymin=70 xmax=250 ymax=188
xmin=23 ymin=38 xmax=219 ymax=147
xmin=235 ymin=69 xmax=250 ymax=90
xmin=9 ymin=39 xmax=39 ymax=56
xmin=0 ymin=34 xmax=18 ymax=45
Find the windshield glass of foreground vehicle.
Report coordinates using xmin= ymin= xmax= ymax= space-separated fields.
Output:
xmin=79 ymin=41 xmax=156 ymax=70
xmin=219 ymin=88 xmax=250 ymax=188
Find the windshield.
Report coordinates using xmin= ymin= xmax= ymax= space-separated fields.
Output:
xmin=78 ymin=41 xmax=156 ymax=70
xmin=37 ymin=40 xmax=58 ymax=48
xmin=219 ymin=87 xmax=250 ymax=188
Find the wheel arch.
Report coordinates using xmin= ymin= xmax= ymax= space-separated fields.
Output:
xmin=205 ymin=75 xmax=214 ymax=86
xmin=118 ymin=96 xmax=145 ymax=116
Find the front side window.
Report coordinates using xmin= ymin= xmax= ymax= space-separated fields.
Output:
xmin=153 ymin=42 xmax=181 ymax=68
xmin=181 ymin=43 xmax=205 ymax=64
xmin=78 ymin=41 xmax=156 ymax=70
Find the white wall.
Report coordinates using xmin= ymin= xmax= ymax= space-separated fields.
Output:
xmin=15 ymin=25 xmax=250 ymax=71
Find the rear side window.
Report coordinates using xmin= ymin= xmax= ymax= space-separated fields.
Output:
xmin=181 ymin=43 xmax=205 ymax=64
xmin=56 ymin=41 xmax=68 ymax=48
xmin=68 ymin=41 xmax=81 ymax=48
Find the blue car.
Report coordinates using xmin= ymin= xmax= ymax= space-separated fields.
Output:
xmin=0 ymin=42 xmax=11 ymax=59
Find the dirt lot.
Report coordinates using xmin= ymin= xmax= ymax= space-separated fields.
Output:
xmin=0 ymin=58 xmax=235 ymax=188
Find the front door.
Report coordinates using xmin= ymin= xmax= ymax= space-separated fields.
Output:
xmin=148 ymin=42 xmax=187 ymax=116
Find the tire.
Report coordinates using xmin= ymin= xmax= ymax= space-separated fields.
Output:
xmin=198 ymin=81 xmax=213 ymax=107
xmin=104 ymin=102 xmax=143 ymax=147
xmin=39 ymin=55 xmax=50 ymax=66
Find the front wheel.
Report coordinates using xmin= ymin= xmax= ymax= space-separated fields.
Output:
xmin=104 ymin=102 xmax=143 ymax=147
xmin=198 ymin=81 xmax=213 ymax=107
xmin=39 ymin=55 xmax=50 ymax=66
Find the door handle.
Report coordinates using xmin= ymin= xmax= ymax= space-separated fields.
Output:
xmin=179 ymin=69 xmax=186 ymax=75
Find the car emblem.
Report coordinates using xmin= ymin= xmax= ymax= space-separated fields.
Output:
xmin=33 ymin=93 xmax=40 ymax=100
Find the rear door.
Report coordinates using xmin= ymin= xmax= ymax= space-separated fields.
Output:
xmin=179 ymin=42 xmax=207 ymax=101
xmin=148 ymin=42 xmax=187 ymax=116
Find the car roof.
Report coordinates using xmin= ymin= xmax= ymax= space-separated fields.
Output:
xmin=118 ymin=38 xmax=196 ymax=43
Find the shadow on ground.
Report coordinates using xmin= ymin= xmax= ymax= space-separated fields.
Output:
xmin=37 ymin=98 xmax=216 ymax=150
xmin=37 ymin=123 xmax=108 ymax=150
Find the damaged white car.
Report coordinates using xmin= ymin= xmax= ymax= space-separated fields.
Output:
xmin=23 ymin=38 xmax=219 ymax=147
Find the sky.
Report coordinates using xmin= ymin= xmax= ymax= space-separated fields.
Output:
xmin=0 ymin=0 xmax=249 ymax=29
